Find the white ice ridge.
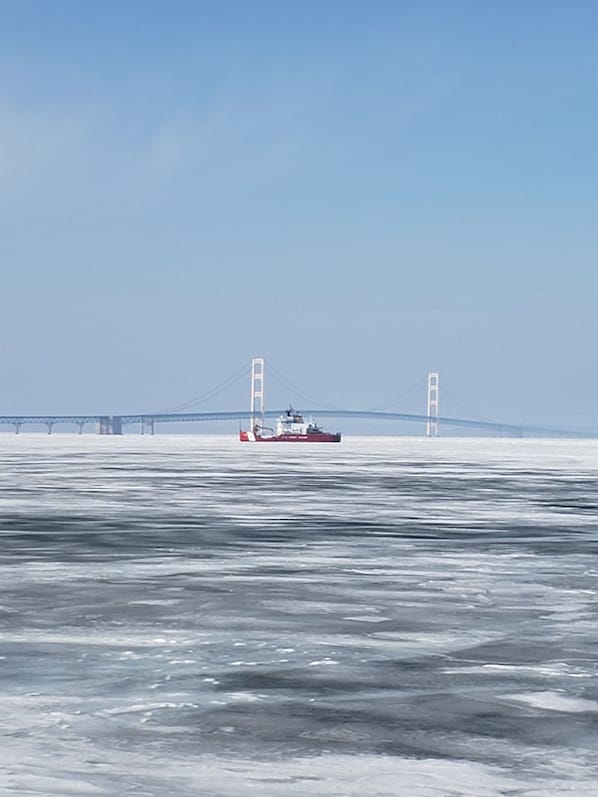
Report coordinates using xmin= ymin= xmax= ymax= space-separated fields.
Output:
xmin=504 ymin=691 xmax=598 ymax=713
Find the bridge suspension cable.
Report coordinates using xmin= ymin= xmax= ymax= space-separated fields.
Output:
xmin=440 ymin=378 xmax=494 ymax=424
xmin=267 ymin=361 xmax=340 ymax=410
xmin=151 ymin=362 xmax=250 ymax=414
xmin=367 ymin=374 xmax=428 ymax=412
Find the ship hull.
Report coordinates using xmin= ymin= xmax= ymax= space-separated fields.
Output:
xmin=240 ymin=431 xmax=341 ymax=443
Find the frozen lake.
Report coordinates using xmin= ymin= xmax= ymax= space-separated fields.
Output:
xmin=0 ymin=435 xmax=597 ymax=795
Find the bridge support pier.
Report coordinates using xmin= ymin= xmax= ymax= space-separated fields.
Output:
xmin=98 ymin=416 xmax=123 ymax=435
xmin=141 ymin=418 xmax=155 ymax=435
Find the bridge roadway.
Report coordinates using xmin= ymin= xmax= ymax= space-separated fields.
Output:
xmin=0 ymin=409 xmax=593 ymax=438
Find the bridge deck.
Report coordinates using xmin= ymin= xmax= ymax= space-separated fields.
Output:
xmin=0 ymin=410 xmax=593 ymax=438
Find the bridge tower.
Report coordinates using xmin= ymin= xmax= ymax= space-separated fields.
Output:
xmin=426 ymin=372 xmax=440 ymax=437
xmin=250 ymin=357 xmax=265 ymax=431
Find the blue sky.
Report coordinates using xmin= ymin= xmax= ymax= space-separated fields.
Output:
xmin=0 ymin=1 xmax=596 ymax=429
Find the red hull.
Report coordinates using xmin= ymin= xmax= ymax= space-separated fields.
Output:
xmin=240 ymin=431 xmax=341 ymax=443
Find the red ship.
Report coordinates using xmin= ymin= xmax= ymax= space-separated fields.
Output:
xmin=240 ymin=407 xmax=341 ymax=443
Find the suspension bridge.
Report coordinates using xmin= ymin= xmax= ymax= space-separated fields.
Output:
xmin=0 ymin=358 xmax=593 ymax=438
